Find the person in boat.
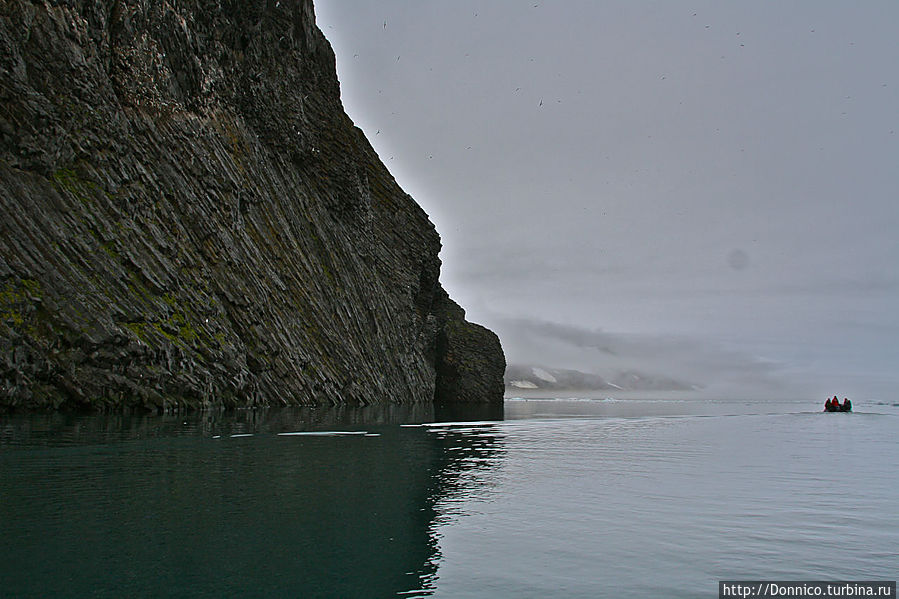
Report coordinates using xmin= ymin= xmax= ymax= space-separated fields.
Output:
xmin=842 ymin=397 xmax=852 ymax=411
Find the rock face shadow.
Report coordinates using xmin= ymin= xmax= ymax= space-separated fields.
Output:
xmin=0 ymin=404 xmax=506 ymax=597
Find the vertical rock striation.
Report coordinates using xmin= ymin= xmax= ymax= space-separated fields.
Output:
xmin=0 ymin=0 xmax=504 ymax=410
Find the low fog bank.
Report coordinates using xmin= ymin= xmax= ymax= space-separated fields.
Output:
xmin=315 ymin=1 xmax=899 ymax=404
xmin=493 ymin=318 xmax=809 ymax=400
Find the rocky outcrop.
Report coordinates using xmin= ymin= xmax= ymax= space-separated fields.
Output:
xmin=433 ymin=290 xmax=505 ymax=404
xmin=0 ymin=0 xmax=504 ymax=410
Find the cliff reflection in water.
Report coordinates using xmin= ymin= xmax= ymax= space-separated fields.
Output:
xmin=0 ymin=403 xmax=505 ymax=598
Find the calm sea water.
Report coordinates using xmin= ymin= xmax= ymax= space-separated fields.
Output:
xmin=1 ymin=398 xmax=896 ymax=598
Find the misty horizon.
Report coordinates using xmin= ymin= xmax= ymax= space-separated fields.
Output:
xmin=316 ymin=0 xmax=899 ymax=400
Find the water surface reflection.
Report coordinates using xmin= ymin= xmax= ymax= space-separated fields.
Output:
xmin=0 ymin=403 xmax=505 ymax=598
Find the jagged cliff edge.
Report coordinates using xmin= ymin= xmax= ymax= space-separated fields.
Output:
xmin=0 ymin=0 xmax=505 ymax=410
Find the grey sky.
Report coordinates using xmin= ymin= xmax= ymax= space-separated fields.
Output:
xmin=315 ymin=1 xmax=899 ymax=398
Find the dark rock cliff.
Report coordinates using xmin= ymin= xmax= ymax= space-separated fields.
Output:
xmin=0 ymin=0 xmax=504 ymax=410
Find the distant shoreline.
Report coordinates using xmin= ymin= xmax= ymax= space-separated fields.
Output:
xmin=504 ymin=389 xmax=816 ymax=402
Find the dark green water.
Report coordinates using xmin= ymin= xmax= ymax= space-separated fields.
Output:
xmin=0 ymin=404 xmax=502 ymax=598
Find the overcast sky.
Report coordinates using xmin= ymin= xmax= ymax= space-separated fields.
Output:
xmin=314 ymin=1 xmax=899 ymax=398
